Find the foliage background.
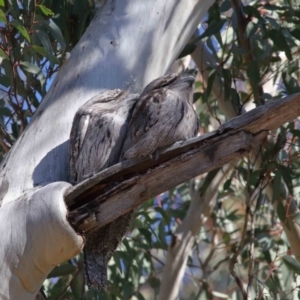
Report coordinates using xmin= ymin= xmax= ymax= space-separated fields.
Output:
xmin=1 ymin=0 xmax=300 ymax=299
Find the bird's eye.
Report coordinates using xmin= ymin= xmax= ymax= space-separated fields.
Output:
xmin=153 ymin=96 xmax=160 ymax=103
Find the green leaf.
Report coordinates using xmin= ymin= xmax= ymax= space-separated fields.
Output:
xmin=245 ymin=22 xmax=256 ymax=39
xmin=154 ymin=206 xmax=170 ymax=224
xmin=47 ymin=264 xmax=77 ymax=278
xmin=138 ymin=228 xmax=152 ymax=245
xmin=227 ymin=209 xmax=243 ymax=221
xmin=35 ymin=30 xmax=53 ymax=54
xmin=0 ymin=107 xmax=11 ymax=116
xmin=0 ymin=48 xmax=8 ymax=60
xmin=223 ymin=178 xmax=232 ymax=191
xmin=219 ymin=0 xmax=231 ymax=12
xmin=265 ymin=274 xmax=280 ymax=293
xmin=70 ymin=270 xmax=85 ymax=300
xmin=290 ymin=28 xmax=300 ymax=41
xmin=265 ymin=16 xmax=281 ymax=30
xmin=267 ymin=29 xmax=292 ymax=60
xmin=282 ymin=256 xmax=300 ymax=275
xmin=203 ymin=69 xmax=216 ymax=103
xmin=38 ymin=4 xmax=54 ymax=16
xmin=199 ymin=168 xmax=220 ymax=196
xmin=243 ymin=5 xmax=261 ymax=19
xmin=196 ymin=19 xmax=227 ymax=41
xmin=33 ymin=30 xmax=59 ymax=66
xmin=0 ymin=9 xmax=6 ymax=23
xmin=247 ymin=61 xmax=260 ymax=95
xmin=193 ymin=92 xmax=202 ymax=103
xmin=249 ymin=170 xmax=261 ymax=187
xmin=269 ymin=56 xmax=281 ymax=62
xmin=290 ymin=129 xmax=300 ymax=139
xmin=0 ymin=61 xmax=12 ymax=87
xmin=31 ymin=45 xmax=47 ymax=57
xmin=278 ymin=165 xmax=293 ymax=195
xmin=222 ymin=68 xmax=231 ymax=101
xmin=112 ymin=251 xmax=124 ymax=275
xmin=20 ymin=61 xmax=42 ymax=74
xmin=9 ymin=20 xmax=31 ymax=42
xmin=230 ymin=88 xmax=240 ymax=113
xmin=177 ymin=43 xmax=196 ymax=59
xmin=46 ymin=19 xmax=66 ymax=52
xmin=276 ymin=201 xmax=286 ymax=223
xmin=272 ymin=170 xmax=282 ymax=203
xmin=0 ymin=0 xmax=4 ymax=7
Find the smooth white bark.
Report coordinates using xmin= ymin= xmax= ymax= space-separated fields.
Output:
xmin=0 ymin=183 xmax=84 ymax=300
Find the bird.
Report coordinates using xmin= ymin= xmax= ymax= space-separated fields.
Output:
xmin=69 ymin=89 xmax=139 ymax=289
xmin=122 ymin=69 xmax=199 ymax=160
xmin=69 ymin=68 xmax=199 ymax=290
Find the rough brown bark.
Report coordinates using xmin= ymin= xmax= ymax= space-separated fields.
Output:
xmin=65 ymin=92 xmax=300 ymax=234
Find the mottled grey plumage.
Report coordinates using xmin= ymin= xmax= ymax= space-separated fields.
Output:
xmin=69 ymin=69 xmax=199 ymax=289
xmin=69 ymin=89 xmax=138 ymax=289
xmin=122 ymin=69 xmax=199 ymax=160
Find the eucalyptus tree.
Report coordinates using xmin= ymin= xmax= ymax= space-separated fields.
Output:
xmin=1 ymin=1 xmax=300 ymax=300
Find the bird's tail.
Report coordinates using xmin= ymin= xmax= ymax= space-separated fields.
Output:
xmin=84 ymin=247 xmax=107 ymax=289
xmin=83 ymin=211 xmax=136 ymax=289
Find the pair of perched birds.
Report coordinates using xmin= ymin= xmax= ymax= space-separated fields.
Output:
xmin=69 ymin=69 xmax=200 ymax=289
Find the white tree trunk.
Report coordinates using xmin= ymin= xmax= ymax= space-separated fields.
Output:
xmin=0 ymin=0 xmax=214 ymax=298
xmin=0 ymin=183 xmax=84 ymax=300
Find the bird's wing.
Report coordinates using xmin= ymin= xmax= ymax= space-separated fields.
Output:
xmin=122 ymin=89 xmax=186 ymax=159
xmin=69 ymin=111 xmax=90 ymax=183
xmin=76 ymin=112 xmax=126 ymax=181
xmin=69 ymin=90 xmax=128 ymax=183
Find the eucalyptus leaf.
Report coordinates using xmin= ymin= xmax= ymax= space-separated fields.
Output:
xmin=267 ymin=29 xmax=292 ymax=60
xmin=276 ymin=201 xmax=286 ymax=223
xmin=0 ymin=48 xmax=8 ymax=60
xmin=20 ymin=61 xmax=42 ymax=74
xmin=0 ymin=9 xmax=6 ymax=23
xmin=70 ymin=269 xmax=85 ymax=300
xmin=282 ymin=256 xmax=300 ymax=275
xmin=47 ymin=264 xmax=77 ymax=278
xmin=38 ymin=4 xmax=54 ymax=16
xmin=10 ymin=20 xmax=31 ymax=42
xmin=31 ymin=45 xmax=47 ymax=57
xmin=177 ymin=43 xmax=197 ymax=59
xmin=195 ymin=19 xmax=227 ymax=41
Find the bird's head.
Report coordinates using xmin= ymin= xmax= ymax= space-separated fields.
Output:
xmin=141 ymin=69 xmax=197 ymax=96
xmin=170 ymin=68 xmax=198 ymax=90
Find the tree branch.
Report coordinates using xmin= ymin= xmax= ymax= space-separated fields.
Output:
xmin=65 ymin=92 xmax=300 ymax=234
